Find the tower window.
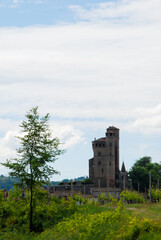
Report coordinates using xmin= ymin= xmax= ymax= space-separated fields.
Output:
xmin=102 ymin=168 xmax=104 ymax=173
xmin=109 ymin=162 xmax=111 ymax=166
xmin=99 ymin=143 xmax=101 ymax=147
xmin=110 ymin=152 xmax=112 ymax=156
xmin=110 ymin=142 xmax=112 ymax=147
xmin=98 ymin=162 xmax=101 ymax=165
xmin=98 ymin=152 xmax=101 ymax=156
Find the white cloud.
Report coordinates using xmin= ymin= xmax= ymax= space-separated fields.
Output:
xmin=70 ymin=0 xmax=161 ymax=24
xmin=51 ymin=123 xmax=86 ymax=149
xmin=1 ymin=0 xmax=161 ymax=178
xmin=0 ymin=131 xmax=19 ymax=163
xmin=0 ymin=123 xmax=85 ymax=178
xmin=0 ymin=0 xmax=161 ymax=137
xmin=126 ymin=104 xmax=161 ymax=134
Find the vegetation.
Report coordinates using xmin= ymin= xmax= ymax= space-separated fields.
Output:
xmin=0 ymin=108 xmax=161 ymax=239
xmin=36 ymin=203 xmax=161 ymax=240
xmin=150 ymin=187 xmax=161 ymax=202
xmin=128 ymin=156 xmax=161 ymax=192
xmin=121 ymin=190 xmax=145 ymax=203
xmin=1 ymin=107 xmax=64 ymax=232
xmin=0 ymin=189 xmax=161 ymax=240
xmin=0 ymin=176 xmax=19 ymax=191
xmin=98 ymin=193 xmax=118 ymax=206
xmin=57 ymin=177 xmax=89 ymax=186
xmin=81 ymin=178 xmax=93 ymax=185
xmin=0 ymin=187 xmax=78 ymax=239
xmin=0 ymin=176 xmax=88 ymax=190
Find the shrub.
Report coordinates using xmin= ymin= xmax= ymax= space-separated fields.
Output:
xmin=99 ymin=193 xmax=106 ymax=204
xmin=107 ymin=193 xmax=118 ymax=206
xmin=120 ymin=190 xmax=145 ymax=204
xmin=150 ymin=188 xmax=161 ymax=202
xmin=36 ymin=203 xmax=161 ymax=240
xmin=0 ymin=186 xmax=78 ymax=233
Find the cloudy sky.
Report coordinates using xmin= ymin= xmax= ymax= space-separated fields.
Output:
xmin=0 ymin=0 xmax=161 ymax=181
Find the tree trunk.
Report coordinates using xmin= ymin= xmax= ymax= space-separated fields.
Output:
xmin=29 ymin=144 xmax=34 ymax=232
xmin=30 ymin=181 xmax=33 ymax=232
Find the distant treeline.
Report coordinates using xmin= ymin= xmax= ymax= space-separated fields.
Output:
xmin=50 ymin=176 xmax=88 ymax=186
xmin=0 ymin=175 xmax=19 ymax=191
xmin=0 ymin=175 xmax=88 ymax=190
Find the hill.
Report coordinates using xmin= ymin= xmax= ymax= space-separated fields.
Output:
xmin=0 ymin=176 xmax=88 ymax=190
xmin=0 ymin=175 xmax=19 ymax=191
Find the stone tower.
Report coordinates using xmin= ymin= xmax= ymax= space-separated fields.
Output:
xmin=89 ymin=126 xmax=120 ymax=188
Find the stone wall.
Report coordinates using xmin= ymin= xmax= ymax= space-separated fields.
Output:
xmin=91 ymin=187 xmax=121 ymax=198
xmin=49 ymin=184 xmax=93 ymax=197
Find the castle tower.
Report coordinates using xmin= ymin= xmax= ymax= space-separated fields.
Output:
xmin=119 ymin=161 xmax=128 ymax=190
xmin=89 ymin=126 xmax=120 ymax=188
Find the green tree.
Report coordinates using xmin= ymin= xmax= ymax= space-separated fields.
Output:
xmin=1 ymin=107 xmax=64 ymax=232
xmin=129 ymin=156 xmax=161 ymax=192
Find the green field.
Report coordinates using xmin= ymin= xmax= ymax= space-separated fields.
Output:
xmin=0 ymin=189 xmax=161 ymax=240
xmin=0 ymin=202 xmax=161 ymax=240
xmin=35 ymin=202 xmax=161 ymax=240
xmin=126 ymin=202 xmax=161 ymax=224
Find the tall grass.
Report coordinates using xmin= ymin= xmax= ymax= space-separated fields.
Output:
xmin=35 ymin=202 xmax=161 ymax=240
xmin=0 ymin=192 xmax=161 ymax=240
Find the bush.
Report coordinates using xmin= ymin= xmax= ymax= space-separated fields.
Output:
xmin=36 ymin=203 xmax=161 ymax=240
xmin=81 ymin=178 xmax=93 ymax=185
xmin=150 ymin=188 xmax=161 ymax=202
xmin=120 ymin=190 xmax=145 ymax=204
xmin=72 ymin=193 xmax=89 ymax=205
xmin=0 ymin=187 xmax=78 ymax=233
xmin=99 ymin=193 xmax=106 ymax=204
xmin=107 ymin=193 xmax=118 ymax=206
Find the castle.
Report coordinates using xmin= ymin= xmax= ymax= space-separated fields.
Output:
xmin=89 ymin=126 xmax=128 ymax=191
xmin=50 ymin=126 xmax=128 ymax=197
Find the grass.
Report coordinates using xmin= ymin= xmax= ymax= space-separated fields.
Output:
xmin=35 ymin=202 xmax=161 ymax=240
xmin=77 ymin=204 xmax=114 ymax=215
xmin=0 ymin=201 xmax=161 ymax=240
xmin=125 ymin=202 xmax=161 ymax=223
xmin=138 ymin=232 xmax=161 ymax=240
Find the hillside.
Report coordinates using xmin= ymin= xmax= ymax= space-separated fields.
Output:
xmin=0 ymin=176 xmax=88 ymax=190
xmin=0 ymin=175 xmax=19 ymax=191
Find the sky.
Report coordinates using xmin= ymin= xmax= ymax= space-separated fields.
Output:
xmin=0 ymin=0 xmax=161 ymax=181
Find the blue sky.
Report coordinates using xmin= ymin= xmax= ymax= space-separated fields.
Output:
xmin=0 ymin=0 xmax=161 ymax=181
xmin=0 ymin=0 xmax=108 ymax=27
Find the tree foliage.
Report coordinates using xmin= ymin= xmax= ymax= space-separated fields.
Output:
xmin=128 ymin=156 xmax=161 ymax=192
xmin=1 ymin=107 xmax=64 ymax=231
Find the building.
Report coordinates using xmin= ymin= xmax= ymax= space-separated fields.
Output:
xmin=49 ymin=126 xmax=128 ymax=197
xmin=89 ymin=126 xmax=128 ymax=190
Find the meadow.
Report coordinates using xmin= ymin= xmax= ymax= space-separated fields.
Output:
xmin=0 ymin=189 xmax=161 ymax=240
